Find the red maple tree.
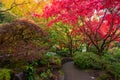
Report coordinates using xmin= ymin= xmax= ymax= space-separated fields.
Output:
xmin=35 ymin=0 xmax=120 ymax=55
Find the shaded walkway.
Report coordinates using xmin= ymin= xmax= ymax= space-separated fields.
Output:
xmin=62 ymin=62 xmax=96 ymax=80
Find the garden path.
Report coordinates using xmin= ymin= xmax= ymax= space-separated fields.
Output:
xmin=62 ymin=61 xmax=96 ymax=80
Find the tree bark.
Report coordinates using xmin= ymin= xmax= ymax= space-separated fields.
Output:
xmin=98 ymin=49 xmax=103 ymax=56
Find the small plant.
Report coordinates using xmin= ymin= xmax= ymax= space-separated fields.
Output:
xmin=26 ymin=64 xmax=34 ymax=80
xmin=0 ymin=69 xmax=11 ymax=80
xmin=40 ymin=52 xmax=62 ymax=67
xmin=46 ymin=52 xmax=61 ymax=66
xmin=40 ymin=59 xmax=48 ymax=66
xmin=40 ymin=69 xmax=54 ymax=80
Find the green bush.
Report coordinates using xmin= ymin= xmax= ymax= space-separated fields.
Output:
xmin=0 ymin=69 xmax=11 ymax=80
xmin=39 ymin=52 xmax=61 ymax=67
xmin=88 ymin=45 xmax=98 ymax=54
xmin=46 ymin=52 xmax=61 ymax=66
xmin=97 ymin=73 xmax=111 ymax=80
xmin=57 ymin=51 xmax=70 ymax=57
xmin=73 ymin=51 xmax=120 ymax=80
xmin=40 ymin=69 xmax=54 ymax=80
xmin=73 ymin=52 xmax=102 ymax=69
xmin=106 ymin=62 xmax=120 ymax=80
xmin=102 ymin=53 xmax=120 ymax=80
xmin=113 ymin=47 xmax=120 ymax=62
xmin=40 ymin=59 xmax=48 ymax=66
xmin=102 ymin=54 xmax=115 ymax=64
xmin=102 ymin=51 xmax=120 ymax=69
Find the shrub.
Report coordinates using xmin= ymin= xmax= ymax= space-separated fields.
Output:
xmin=87 ymin=45 xmax=98 ymax=54
xmin=0 ymin=69 xmax=11 ymax=80
xmin=73 ymin=52 xmax=102 ymax=69
xmin=102 ymin=53 xmax=120 ymax=80
xmin=46 ymin=52 xmax=61 ymax=66
xmin=73 ymin=51 xmax=120 ymax=80
xmin=102 ymin=54 xmax=115 ymax=64
xmin=40 ymin=69 xmax=54 ymax=80
xmin=38 ymin=52 xmax=61 ymax=67
xmin=97 ymin=73 xmax=111 ymax=80
xmin=113 ymin=47 xmax=120 ymax=62
xmin=106 ymin=62 xmax=120 ymax=80
xmin=0 ymin=18 xmax=50 ymax=62
xmin=57 ymin=50 xmax=70 ymax=57
xmin=102 ymin=50 xmax=120 ymax=69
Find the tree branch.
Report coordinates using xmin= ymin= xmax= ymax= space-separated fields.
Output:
xmin=0 ymin=1 xmax=30 ymax=13
xmin=101 ymin=12 xmax=114 ymax=49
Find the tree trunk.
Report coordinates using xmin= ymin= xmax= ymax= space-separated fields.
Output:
xmin=86 ymin=43 xmax=90 ymax=52
xmin=98 ymin=49 xmax=103 ymax=56
xmin=68 ymin=35 xmax=73 ymax=56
